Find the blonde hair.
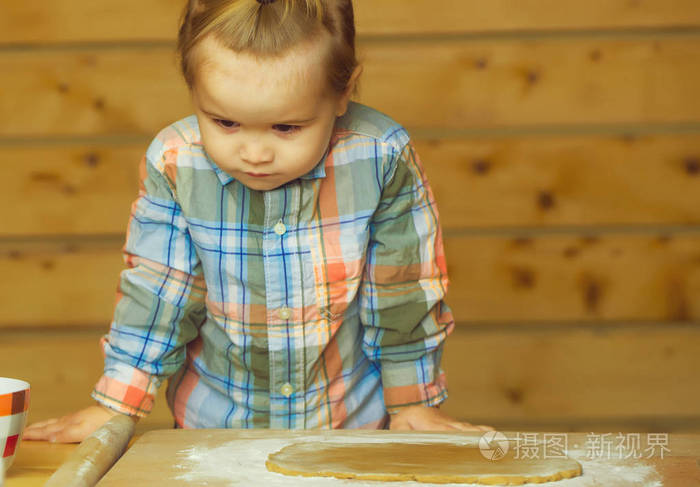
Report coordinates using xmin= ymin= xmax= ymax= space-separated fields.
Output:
xmin=177 ymin=0 xmax=358 ymax=95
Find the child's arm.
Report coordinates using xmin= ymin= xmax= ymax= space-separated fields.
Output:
xmin=88 ymin=151 xmax=206 ymax=427
xmin=361 ymin=139 xmax=487 ymax=430
xmin=27 ymin=146 xmax=205 ymax=442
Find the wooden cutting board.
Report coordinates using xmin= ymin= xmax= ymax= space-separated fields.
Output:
xmin=95 ymin=429 xmax=664 ymax=486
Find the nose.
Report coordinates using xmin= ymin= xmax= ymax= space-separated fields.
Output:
xmin=239 ymin=138 xmax=273 ymax=165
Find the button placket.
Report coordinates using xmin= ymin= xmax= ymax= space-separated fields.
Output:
xmin=264 ymin=186 xmax=308 ymax=427
xmin=263 ymin=191 xmax=285 ymax=426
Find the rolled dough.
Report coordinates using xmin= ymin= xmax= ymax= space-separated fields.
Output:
xmin=266 ymin=441 xmax=583 ymax=485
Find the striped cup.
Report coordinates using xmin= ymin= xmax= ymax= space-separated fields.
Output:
xmin=0 ymin=378 xmax=30 ymax=478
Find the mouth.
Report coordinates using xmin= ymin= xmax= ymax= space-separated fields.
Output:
xmin=245 ymin=172 xmax=273 ymax=178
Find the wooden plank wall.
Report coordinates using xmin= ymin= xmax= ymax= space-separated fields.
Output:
xmin=1 ymin=1 xmax=699 ymax=434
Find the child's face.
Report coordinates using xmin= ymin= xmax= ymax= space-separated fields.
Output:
xmin=190 ymin=35 xmax=350 ymax=191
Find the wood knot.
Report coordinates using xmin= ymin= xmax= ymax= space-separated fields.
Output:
xmin=526 ymin=70 xmax=540 ymax=85
xmin=84 ymin=152 xmax=100 ymax=167
xmin=667 ymin=277 xmax=689 ymax=321
xmin=511 ymin=266 xmax=536 ymax=289
xmin=512 ymin=237 xmax=533 ymax=248
xmin=537 ymin=191 xmax=555 ymax=210
xmin=474 ymin=58 xmax=489 ymax=70
xmin=40 ymin=260 xmax=56 ymax=270
xmin=505 ymin=387 xmax=524 ymax=404
xmin=580 ymin=235 xmax=599 ymax=245
xmin=589 ymin=49 xmax=602 ymax=62
xmin=94 ymin=98 xmax=106 ymax=110
xmin=656 ymin=234 xmax=672 ymax=245
xmin=7 ymin=250 xmax=23 ymax=260
xmin=579 ymin=274 xmax=604 ymax=313
xmin=471 ymin=159 xmax=491 ymax=175
xmin=563 ymin=246 xmax=580 ymax=259
xmin=684 ymin=157 xmax=699 ymax=175
xmin=63 ymin=244 xmax=79 ymax=254
xmin=30 ymin=172 xmax=60 ymax=183
xmin=584 ymin=281 xmax=601 ymax=312
xmin=57 ymin=82 xmax=70 ymax=93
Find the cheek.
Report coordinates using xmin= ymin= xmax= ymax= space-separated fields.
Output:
xmin=289 ymin=135 xmax=324 ymax=169
xmin=200 ymin=130 xmax=231 ymax=161
xmin=302 ymin=127 xmax=332 ymax=160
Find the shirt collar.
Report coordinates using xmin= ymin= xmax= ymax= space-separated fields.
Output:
xmin=212 ymin=161 xmax=235 ymax=186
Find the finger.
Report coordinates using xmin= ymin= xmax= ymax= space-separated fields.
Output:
xmin=451 ymin=423 xmax=480 ymax=431
xmin=24 ymin=424 xmax=65 ymax=441
xmin=23 ymin=426 xmax=52 ymax=440
xmin=442 ymin=419 xmax=497 ymax=432
xmin=52 ymin=413 xmax=83 ymax=426
xmin=25 ymin=417 xmax=59 ymax=430
xmin=388 ymin=416 xmax=412 ymax=431
xmin=411 ymin=419 xmax=460 ymax=432
xmin=24 ymin=420 xmax=66 ymax=440
xmin=400 ymin=416 xmax=466 ymax=432
xmin=42 ymin=422 xmax=74 ymax=441
xmin=50 ymin=423 xmax=96 ymax=444
xmin=44 ymin=415 xmax=97 ymax=443
xmin=449 ymin=423 xmax=482 ymax=432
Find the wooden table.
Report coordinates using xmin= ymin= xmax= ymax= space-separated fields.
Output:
xmin=5 ymin=440 xmax=76 ymax=486
xmin=5 ymin=432 xmax=700 ymax=486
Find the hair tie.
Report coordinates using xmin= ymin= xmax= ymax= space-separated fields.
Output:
xmin=257 ymin=0 xmax=276 ymax=4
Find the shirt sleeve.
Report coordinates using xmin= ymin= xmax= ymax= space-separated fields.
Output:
xmin=360 ymin=139 xmax=455 ymax=413
xmin=92 ymin=151 xmax=207 ymax=417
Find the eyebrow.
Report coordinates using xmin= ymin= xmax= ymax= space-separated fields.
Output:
xmin=201 ymin=109 xmax=316 ymax=125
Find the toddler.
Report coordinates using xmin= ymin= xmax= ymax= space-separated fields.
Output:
xmin=26 ymin=0 xmax=492 ymax=442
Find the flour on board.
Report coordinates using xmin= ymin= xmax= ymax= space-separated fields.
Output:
xmin=174 ymin=434 xmax=662 ymax=486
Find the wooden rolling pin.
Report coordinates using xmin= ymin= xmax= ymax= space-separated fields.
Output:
xmin=44 ymin=414 xmax=136 ymax=487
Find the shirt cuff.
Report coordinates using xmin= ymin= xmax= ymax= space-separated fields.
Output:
xmin=91 ymin=368 xmax=159 ymax=418
xmin=380 ymin=352 xmax=449 ymax=414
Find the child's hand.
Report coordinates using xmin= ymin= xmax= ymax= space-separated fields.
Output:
xmin=23 ymin=404 xmax=136 ymax=443
xmin=389 ymin=405 xmax=494 ymax=432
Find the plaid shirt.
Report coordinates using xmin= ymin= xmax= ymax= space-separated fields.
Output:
xmin=92 ymin=102 xmax=454 ymax=429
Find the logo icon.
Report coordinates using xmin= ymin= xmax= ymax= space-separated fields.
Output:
xmin=479 ymin=431 xmax=509 ymax=461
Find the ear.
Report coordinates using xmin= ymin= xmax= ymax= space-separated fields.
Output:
xmin=335 ymin=64 xmax=363 ymax=117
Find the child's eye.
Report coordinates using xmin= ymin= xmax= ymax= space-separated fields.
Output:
xmin=273 ymin=124 xmax=301 ymax=134
xmin=214 ymin=119 xmax=239 ymax=129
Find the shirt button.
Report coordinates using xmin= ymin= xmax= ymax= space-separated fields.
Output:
xmin=280 ymin=383 xmax=293 ymax=397
xmin=274 ymin=221 xmax=287 ymax=236
xmin=278 ymin=307 xmax=291 ymax=320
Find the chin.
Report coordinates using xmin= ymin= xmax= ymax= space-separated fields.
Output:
xmin=240 ymin=178 xmax=283 ymax=191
